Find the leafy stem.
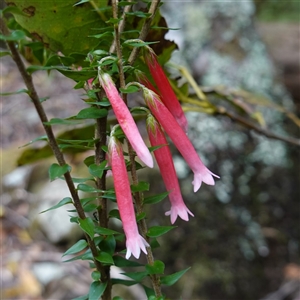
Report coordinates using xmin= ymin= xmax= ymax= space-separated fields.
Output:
xmin=0 ymin=14 xmax=106 ymax=285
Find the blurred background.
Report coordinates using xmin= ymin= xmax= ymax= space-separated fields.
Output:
xmin=1 ymin=0 xmax=299 ymax=299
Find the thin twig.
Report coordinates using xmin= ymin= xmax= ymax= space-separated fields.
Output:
xmin=110 ymin=0 xmax=133 ymax=53
xmin=128 ymin=0 xmax=161 ymax=65
xmin=217 ymin=106 xmax=300 ymax=147
xmin=0 ymin=16 xmax=104 ymax=273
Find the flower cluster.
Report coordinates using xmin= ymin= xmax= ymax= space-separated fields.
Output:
xmin=98 ymin=49 xmax=219 ymax=258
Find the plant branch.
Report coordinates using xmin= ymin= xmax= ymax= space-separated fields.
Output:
xmin=110 ymin=0 xmax=133 ymax=53
xmin=0 ymin=16 xmax=104 ymax=273
xmin=128 ymin=0 xmax=161 ymax=65
xmin=216 ymin=106 xmax=300 ymax=147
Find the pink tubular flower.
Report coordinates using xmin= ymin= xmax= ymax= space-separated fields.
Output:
xmin=143 ymin=88 xmax=219 ymax=192
xmin=108 ymin=134 xmax=149 ymax=259
xmin=144 ymin=49 xmax=188 ymax=133
xmin=147 ymin=114 xmax=194 ymax=224
xmin=135 ymin=70 xmax=158 ymax=94
xmin=98 ymin=70 xmax=153 ymax=168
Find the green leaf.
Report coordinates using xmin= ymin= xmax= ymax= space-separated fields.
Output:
xmin=122 ymin=271 xmax=148 ymax=282
xmin=77 ymin=184 xmax=102 ymax=193
xmin=88 ymin=281 xmax=107 ymax=300
xmin=76 ymin=107 xmax=108 ymax=119
xmin=145 ymin=260 xmax=165 ymax=275
xmin=131 ymin=181 xmax=149 ymax=192
xmin=83 ymin=203 xmax=98 ymax=212
xmin=95 ymin=251 xmax=114 ymax=264
xmin=49 ymin=163 xmax=71 ymax=181
xmin=109 ymin=209 xmax=120 ymax=220
xmin=99 ymin=235 xmax=116 ymax=255
xmin=10 ymin=0 xmax=109 ymax=56
xmin=160 ymin=267 xmax=191 ymax=286
xmin=63 ymin=239 xmax=88 ymax=257
xmin=125 ymin=11 xmax=151 ymax=18
xmin=136 ymin=212 xmax=146 ymax=222
xmin=0 ymin=30 xmax=26 ymax=41
xmin=111 ymin=279 xmax=137 ymax=286
xmin=94 ymin=227 xmax=119 ymax=236
xmin=112 ymin=297 xmax=124 ymax=300
xmin=19 ymin=135 xmax=48 ymax=148
xmin=144 ymin=191 xmax=169 ymax=205
xmin=123 ymin=40 xmax=159 ymax=48
xmin=44 ymin=118 xmax=83 ymax=125
xmin=91 ymin=271 xmax=101 ymax=281
xmin=40 ymin=197 xmax=72 ymax=214
xmin=118 ymin=1 xmax=137 ymax=6
xmin=88 ymin=161 xmax=108 ymax=178
xmin=143 ymin=285 xmax=155 ymax=298
xmin=147 ymin=226 xmax=176 ymax=238
xmin=79 ymin=217 xmax=95 ymax=239
xmin=0 ymin=89 xmax=28 ymax=96
xmin=113 ymin=256 xmax=143 ymax=267
xmin=119 ymin=85 xmax=140 ymax=94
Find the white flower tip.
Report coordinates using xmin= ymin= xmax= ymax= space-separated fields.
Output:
xmin=165 ymin=205 xmax=194 ymax=224
xmin=193 ymin=169 xmax=220 ymax=192
xmin=125 ymin=235 xmax=149 ymax=259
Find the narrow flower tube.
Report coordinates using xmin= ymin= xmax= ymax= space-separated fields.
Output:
xmin=143 ymin=88 xmax=219 ymax=192
xmin=108 ymin=134 xmax=149 ymax=259
xmin=135 ymin=70 xmax=159 ymax=94
xmin=147 ymin=114 xmax=194 ymax=224
xmin=144 ymin=48 xmax=188 ymax=133
xmin=98 ymin=70 xmax=153 ymax=168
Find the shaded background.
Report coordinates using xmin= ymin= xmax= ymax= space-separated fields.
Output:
xmin=1 ymin=0 xmax=299 ymax=299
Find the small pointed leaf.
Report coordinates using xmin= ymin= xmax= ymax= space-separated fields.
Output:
xmin=63 ymin=239 xmax=88 ymax=257
xmin=147 ymin=226 xmax=176 ymax=238
xmin=160 ymin=267 xmax=191 ymax=286
xmin=145 ymin=260 xmax=165 ymax=275
xmin=95 ymin=251 xmax=114 ymax=265
xmin=79 ymin=217 xmax=95 ymax=239
xmin=144 ymin=191 xmax=169 ymax=205
xmin=40 ymin=197 xmax=72 ymax=214
xmin=88 ymin=281 xmax=107 ymax=300
xmin=76 ymin=107 xmax=108 ymax=119
xmin=49 ymin=163 xmax=71 ymax=181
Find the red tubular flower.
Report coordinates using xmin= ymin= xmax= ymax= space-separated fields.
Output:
xmin=144 ymin=49 xmax=188 ymax=133
xmin=98 ymin=70 xmax=153 ymax=168
xmin=108 ymin=133 xmax=149 ymax=259
xmin=143 ymin=88 xmax=219 ymax=192
xmin=135 ymin=70 xmax=158 ymax=94
xmin=147 ymin=114 xmax=194 ymax=224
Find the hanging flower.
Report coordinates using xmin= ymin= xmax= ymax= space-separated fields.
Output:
xmin=98 ymin=70 xmax=153 ymax=168
xmin=143 ymin=88 xmax=219 ymax=192
xmin=147 ymin=114 xmax=194 ymax=224
xmin=135 ymin=70 xmax=158 ymax=94
xmin=108 ymin=133 xmax=149 ymax=259
xmin=144 ymin=48 xmax=188 ymax=133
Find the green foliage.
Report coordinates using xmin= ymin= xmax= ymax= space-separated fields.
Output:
xmin=79 ymin=217 xmax=95 ymax=239
xmin=160 ymin=267 xmax=191 ymax=286
xmin=7 ymin=0 xmax=109 ymax=56
xmin=48 ymin=163 xmax=71 ymax=181
xmin=63 ymin=239 xmax=88 ymax=256
xmin=144 ymin=191 xmax=169 ymax=205
xmin=40 ymin=197 xmax=73 ymax=214
xmin=88 ymin=281 xmax=107 ymax=300
xmin=146 ymin=260 xmax=165 ymax=275
xmin=147 ymin=226 xmax=176 ymax=238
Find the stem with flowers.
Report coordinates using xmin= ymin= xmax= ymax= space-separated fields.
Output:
xmin=0 ymin=1 xmax=223 ymax=299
